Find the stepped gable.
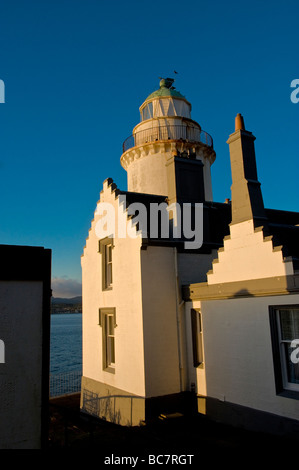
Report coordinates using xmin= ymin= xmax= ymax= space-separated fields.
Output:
xmin=99 ymin=179 xmax=232 ymax=253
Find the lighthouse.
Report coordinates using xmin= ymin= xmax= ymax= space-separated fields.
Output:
xmin=80 ymin=78 xmax=299 ymax=437
xmin=121 ymin=78 xmax=215 ymax=202
xmin=80 ymin=79 xmax=231 ymax=426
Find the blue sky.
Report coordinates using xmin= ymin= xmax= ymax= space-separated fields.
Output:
xmin=0 ymin=0 xmax=298 ymax=297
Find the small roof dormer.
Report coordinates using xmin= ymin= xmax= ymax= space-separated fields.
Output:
xmin=139 ymin=78 xmax=192 ymax=121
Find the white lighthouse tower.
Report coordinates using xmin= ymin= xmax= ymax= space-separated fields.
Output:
xmin=121 ymin=78 xmax=215 ymax=201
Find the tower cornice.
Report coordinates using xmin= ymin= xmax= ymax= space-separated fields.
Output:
xmin=120 ymin=140 xmax=216 ymax=171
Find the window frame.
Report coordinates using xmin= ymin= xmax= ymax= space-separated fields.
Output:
xmin=99 ymin=236 xmax=114 ymax=291
xmin=99 ymin=307 xmax=116 ymax=373
xmin=141 ymin=101 xmax=153 ymax=121
xmin=269 ymin=304 xmax=299 ymax=399
xmin=191 ymin=308 xmax=204 ymax=368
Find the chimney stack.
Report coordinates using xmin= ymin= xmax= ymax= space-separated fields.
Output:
xmin=227 ymin=114 xmax=268 ymax=231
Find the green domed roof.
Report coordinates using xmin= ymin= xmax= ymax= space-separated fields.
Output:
xmin=145 ymin=78 xmax=186 ymax=101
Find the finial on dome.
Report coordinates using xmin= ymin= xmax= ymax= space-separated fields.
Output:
xmin=159 ymin=77 xmax=175 ymax=89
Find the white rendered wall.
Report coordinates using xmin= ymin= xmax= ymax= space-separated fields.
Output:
xmin=140 ymin=246 xmax=181 ymax=397
xmin=208 ymin=219 xmax=294 ymax=284
xmin=81 ymin=181 xmax=146 ymax=398
xmin=0 ymin=281 xmax=43 ymax=449
xmin=140 ymin=249 xmax=221 ymax=398
xmin=126 ymin=145 xmax=169 ymax=196
xmin=124 ymin=142 xmax=214 ymax=200
xmin=188 ymin=294 xmax=299 ymax=422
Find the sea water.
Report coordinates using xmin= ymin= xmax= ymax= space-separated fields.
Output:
xmin=50 ymin=313 xmax=82 ymax=396
xmin=50 ymin=313 xmax=82 ymax=374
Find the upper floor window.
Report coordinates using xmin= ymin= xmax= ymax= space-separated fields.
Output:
xmin=99 ymin=237 xmax=114 ymax=290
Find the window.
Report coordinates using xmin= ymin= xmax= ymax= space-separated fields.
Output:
xmin=99 ymin=237 xmax=114 ymax=290
xmin=191 ymin=309 xmax=204 ymax=367
xmin=99 ymin=308 xmax=116 ymax=373
xmin=105 ymin=243 xmax=113 ymax=287
xmin=141 ymin=102 xmax=153 ymax=121
xmin=269 ymin=305 xmax=299 ymax=396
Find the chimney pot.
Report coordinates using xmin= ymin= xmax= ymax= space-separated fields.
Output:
xmin=235 ymin=113 xmax=245 ymax=131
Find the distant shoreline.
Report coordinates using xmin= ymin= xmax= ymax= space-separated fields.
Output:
xmin=51 ymin=311 xmax=82 ymax=315
xmin=51 ymin=296 xmax=82 ymax=315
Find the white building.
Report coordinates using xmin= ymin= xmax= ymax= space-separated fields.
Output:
xmin=80 ymin=79 xmax=299 ymax=437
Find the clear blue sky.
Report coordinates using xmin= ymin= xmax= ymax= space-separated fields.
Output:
xmin=0 ymin=0 xmax=298 ymax=297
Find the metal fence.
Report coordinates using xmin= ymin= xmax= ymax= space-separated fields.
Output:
xmin=50 ymin=370 xmax=82 ymax=398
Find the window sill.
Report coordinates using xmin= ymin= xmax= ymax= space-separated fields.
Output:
xmin=104 ymin=366 xmax=115 ymax=374
xmin=277 ymin=389 xmax=299 ymax=400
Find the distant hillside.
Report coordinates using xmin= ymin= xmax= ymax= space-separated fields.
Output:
xmin=51 ymin=296 xmax=82 ymax=314
xmin=52 ymin=296 xmax=82 ymax=305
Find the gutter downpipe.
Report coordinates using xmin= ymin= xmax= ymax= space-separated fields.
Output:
xmin=174 ymin=246 xmax=184 ymax=392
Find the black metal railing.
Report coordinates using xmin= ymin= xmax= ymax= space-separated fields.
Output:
xmin=50 ymin=370 xmax=82 ymax=397
xmin=122 ymin=124 xmax=213 ymax=153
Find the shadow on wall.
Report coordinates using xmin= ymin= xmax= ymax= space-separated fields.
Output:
xmin=81 ymin=390 xmax=145 ymax=427
xmin=200 ymin=396 xmax=299 ymax=441
xmin=229 ymin=289 xmax=254 ymax=298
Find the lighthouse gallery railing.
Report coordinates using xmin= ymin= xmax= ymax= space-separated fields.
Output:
xmin=122 ymin=124 xmax=213 ymax=153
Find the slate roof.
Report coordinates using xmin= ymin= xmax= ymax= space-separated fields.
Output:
xmin=111 ymin=183 xmax=232 ymax=253
xmin=104 ymin=178 xmax=299 ymax=267
xmin=266 ymin=208 xmax=299 ymax=268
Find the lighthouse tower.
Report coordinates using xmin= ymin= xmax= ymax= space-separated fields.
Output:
xmin=121 ymin=78 xmax=215 ymax=202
